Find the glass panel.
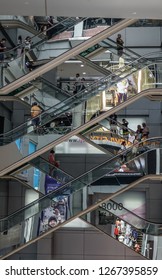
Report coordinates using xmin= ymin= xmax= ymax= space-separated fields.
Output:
xmin=0 ymin=18 xmax=138 ymax=92
xmin=0 ymin=145 xmax=161 ymax=258
xmin=15 ymin=138 xmax=22 ymax=151
xmin=14 ymin=156 xmax=73 ymax=194
xmin=0 ymin=17 xmax=86 ymax=88
xmin=82 ymin=204 xmax=162 ymax=259
xmin=80 ymin=116 xmax=136 ymax=155
xmin=28 ymin=141 xmax=36 ymax=154
xmin=0 ymin=56 xmax=158 ymax=182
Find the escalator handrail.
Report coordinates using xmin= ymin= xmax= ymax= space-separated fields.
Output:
xmin=0 ymin=17 xmax=85 ymax=57
xmin=0 ymin=137 xmax=160 ymax=224
xmin=0 ymin=87 xmax=161 ymax=179
xmin=103 ymin=37 xmax=141 ymax=58
xmin=0 ymin=54 xmax=157 ymax=139
xmin=103 ymin=199 xmax=161 ymax=227
xmin=0 ymin=18 xmax=137 ymax=95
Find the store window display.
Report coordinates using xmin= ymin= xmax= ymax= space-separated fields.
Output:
xmin=98 ymin=209 xmax=142 ymax=253
xmin=114 ymin=219 xmax=141 ymax=252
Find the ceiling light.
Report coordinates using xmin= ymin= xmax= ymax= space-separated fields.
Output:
xmin=132 ymin=12 xmax=137 ymax=15
xmin=81 ymin=64 xmax=84 ymax=67
xmin=83 ymin=72 xmax=86 ymax=75
xmin=64 ymin=60 xmax=82 ymax=63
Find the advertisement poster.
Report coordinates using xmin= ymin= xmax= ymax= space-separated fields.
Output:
xmin=38 ymin=175 xmax=70 ymax=235
xmin=44 ymin=174 xmax=62 ymax=194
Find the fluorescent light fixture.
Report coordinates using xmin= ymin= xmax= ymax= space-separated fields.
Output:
xmin=64 ymin=60 xmax=82 ymax=63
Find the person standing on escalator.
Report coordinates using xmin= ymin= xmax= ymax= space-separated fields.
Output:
xmin=48 ymin=149 xmax=60 ymax=176
xmin=0 ymin=38 xmax=7 ymax=62
xmin=120 ymin=141 xmax=127 ymax=163
xmin=31 ymin=102 xmax=42 ymax=131
xmin=73 ymin=73 xmax=82 ymax=94
xmin=122 ymin=118 xmax=129 ymax=140
xmin=141 ymin=122 xmax=149 ymax=139
xmin=109 ymin=113 xmax=118 ymax=135
xmin=47 ymin=16 xmax=58 ymax=39
xmin=116 ymin=34 xmax=124 ymax=57
xmin=114 ymin=225 xmax=119 ymax=240
xmin=47 ymin=16 xmax=55 ymax=39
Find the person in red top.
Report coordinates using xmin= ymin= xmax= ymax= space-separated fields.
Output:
xmin=48 ymin=149 xmax=55 ymax=164
xmin=48 ymin=149 xmax=56 ymax=175
xmin=114 ymin=225 xmax=119 ymax=240
xmin=48 ymin=149 xmax=60 ymax=176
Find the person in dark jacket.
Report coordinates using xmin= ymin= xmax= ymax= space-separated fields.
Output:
xmin=116 ymin=34 xmax=124 ymax=57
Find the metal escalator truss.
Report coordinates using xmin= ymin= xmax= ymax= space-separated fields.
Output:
xmin=0 ymin=138 xmax=162 ymax=259
xmin=0 ymin=18 xmax=137 ymax=95
xmin=0 ymin=86 xmax=162 ymax=177
xmin=1 ymin=173 xmax=162 ymax=260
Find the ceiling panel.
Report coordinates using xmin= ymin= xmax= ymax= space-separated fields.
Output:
xmin=0 ymin=0 xmax=162 ymax=19
xmin=0 ymin=0 xmax=46 ymax=16
xmin=47 ymin=0 xmax=162 ymax=18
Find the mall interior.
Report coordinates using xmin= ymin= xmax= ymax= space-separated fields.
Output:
xmin=1 ymin=1 xmax=162 ymax=260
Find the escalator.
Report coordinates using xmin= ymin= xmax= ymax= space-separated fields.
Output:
xmin=0 ymin=15 xmax=41 ymax=36
xmin=0 ymin=18 xmax=146 ymax=152
xmin=76 ymin=33 xmax=142 ymax=69
xmin=81 ymin=199 xmax=162 ymax=259
xmin=100 ymin=37 xmax=141 ymax=61
xmin=0 ymin=18 xmax=137 ymax=95
xmin=0 ymin=18 xmax=161 ymax=260
xmin=1 ymin=155 xmax=74 ymax=196
xmin=78 ymin=116 xmax=136 ymax=155
xmin=0 ymin=48 xmax=158 ymax=146
xmin=0 ymin=82 xmax=135 ymax=156
xmin=1 ymin=37 xmax=144 ymax=103
xmin=0 ymin=45 xmax=161 ymax=175
xmin=75 ymin=37 xmax=140 ymax=76
xmin=0 ymin=53 xmax=140 ymax=152
xmin=5 ymin=76 xmax=71 ymax=106
xmin=0 ymin=140 xmax=162 ymax=259
xmin=1 ymin=17 xmax=87 ymax=85
xmin=0 ymin=81 xmax=161 ymax=176
xmin=82 ymin=36 xmax=141 ymax=61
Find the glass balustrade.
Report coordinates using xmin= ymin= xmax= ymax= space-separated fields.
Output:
xmin=0 ymin=19 xmax=135 ymax=91
xmin=0 ymin=56 xmax=158 ymax=169
xmin=80 ymin=116 xmax=136 ymax=155
xmin=81 ymin=202 xmax=162 ymax=259
xmin=0 ymin=17 xmax=86 ymax=88
xmin=0 ymin=142 xmax=161 ymax=258
xmin=13 ymin=156 xmax=73 ymax=194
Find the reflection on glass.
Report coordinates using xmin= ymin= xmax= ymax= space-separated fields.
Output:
xmin=0 ymin=145 xmax=161 ymax=258
xmin=0 ymin=57 xmax=157 ymax=178
xmin=82 ymin=203 xmax=162 ymax=259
